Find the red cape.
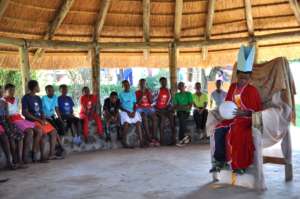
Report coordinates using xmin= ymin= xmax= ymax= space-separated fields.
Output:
xmin=217 ymin=83 xmax=262 ymax=169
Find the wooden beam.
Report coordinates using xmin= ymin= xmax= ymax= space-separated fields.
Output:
xmin=174 ymin=0 xmax=183 ymax=41
xmin=1 ymin=30 xmax=300 ymax=50
xmin=244 ymin=0 xmax=254 ymax=37
xmin=143 ymin=0 xmax=151 ymax=58
xmin=19 ymin=45 xmax=30 ymax=94
xmin=202 ymin=0 xmax=216 ymax=60
xmin=33 ymin=0 xmax=75 ymax=62
xmin=0 ymin=0 xmax=9 ymax=19
xmin=93 ymin=0 xmax=111 ymax=42
xmin=288 ymin=0 xmax=300 ymax=25
xmin=169 ymin=43 xmax=178 ymax=95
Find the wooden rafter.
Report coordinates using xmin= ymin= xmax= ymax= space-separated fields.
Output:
xmin=288 ymin=0 xmax=300 ymax=25
xmin=174 ymin=0 xmax=183 ymax=41
xmin=32 ymin=0 xmax=74 ymax=63
xmin=143 ymin=0 xmax=150 ymax=58
xmin=1 ymin=30 xmax=300 ymax=50
xmin=244 ymin=0 xmax=254 ymax=37
xmin=202 ymin=0 xmax=216 ymax=60
xmin=0 ymin=0 xmax=9 ymax=19
xmin=93 ymin=0 xmax=112 ymax=42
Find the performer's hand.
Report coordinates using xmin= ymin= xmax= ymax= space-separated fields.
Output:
xmin=233 ymin=108 xmax=252 ymax=117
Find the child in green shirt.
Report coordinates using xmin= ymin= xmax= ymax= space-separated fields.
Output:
xmin=173 ymin=82 xmax=193 ymax=144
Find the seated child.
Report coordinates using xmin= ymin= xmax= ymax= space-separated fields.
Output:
xmin=4 ymin=83 xmax=38 ymax=164
xmin=42 ymin=85 xmax=66 ymax=153
xmin=119 ymin=80 xmax=143 ymax=147
xmin=58 ymin=84 xmax=82 ymax=144
xmin=22 ymin=80 xmax=58 ymax=162
xmin=0 ymin=85 xmax=18 ymax=169
xmin=103 ymin=92 xmax=120 ymax=140
xmin=153 ymin=77 xmax=176 ymax=145
xmin=79 ymin=87 xmax=103 ymax=142
xmin=135 ymin=79 xmax=158 ymax=146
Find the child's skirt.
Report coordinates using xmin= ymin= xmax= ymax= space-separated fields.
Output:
xmin=34 ymin=121 xmax=55 ymax=134
xmin=12 ymin=120 xmax=35 ymax=134
xmin=0 ymin=124 xmax=5 ymax=135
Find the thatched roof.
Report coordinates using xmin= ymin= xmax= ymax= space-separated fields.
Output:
xmin=0 ymin=0 xmax=300 ymax=69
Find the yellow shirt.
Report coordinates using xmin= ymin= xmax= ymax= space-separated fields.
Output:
xmin=193 ymin=93 xmax=208 ymax=108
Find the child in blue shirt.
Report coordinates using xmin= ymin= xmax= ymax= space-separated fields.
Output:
xmin=58 ymin=84 xmax=82 ymax=144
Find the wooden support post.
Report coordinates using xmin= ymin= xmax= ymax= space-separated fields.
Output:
xmin=91 ymin=46 xmax=100 ymax=96
xmin=169 ymin=43 xmax=178 ymax=95
xmin=19 ymin=45 xmax=30 ymax=94
xmin=91 ymin=46 xmax=101 ymax=113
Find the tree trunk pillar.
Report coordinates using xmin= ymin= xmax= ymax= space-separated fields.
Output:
xmin=169 ymin=43 xmax=178 ymax=95
xmin=19 ymin=45 xmax=30 ymax=94
xmin=91 ymin=46 xmax=101 ymax=112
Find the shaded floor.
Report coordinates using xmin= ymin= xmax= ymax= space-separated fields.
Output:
xmin=0 ymin=144 xmax=299 ymax=199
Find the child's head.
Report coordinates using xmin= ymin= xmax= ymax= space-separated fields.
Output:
xmin=138 ymin=79 xmax=146 ymax=90
xmin=82 ymin=86 xmax=90 ymax=95
xmin=216 ymin=80 xmax=222 ymax=90
xmin=109 ymin=92 xmax=118 ymax=103
xmin=122 ymin=80 xmax=130 ymax=91
xmin=4 ymin=83 xmax=15 ymax=97
xmin=45 ymin=85 xmax=54 ymax=97
xmin=177 ymin=82 xmax=185 ymax=92
xmin=59 ymin=84 xmax=68 ymax=96
xmin=194 ymin=82 xmax=201 ymax=92
xmin=159 ymin=77 xmax=167 ymax=88
xmin=0 ymin=86 xmax=3 ymax=98
xmin=28 ymin=80 xmax=40 ymax=93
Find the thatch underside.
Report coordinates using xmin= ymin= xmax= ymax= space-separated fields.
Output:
xmin=0 ymin=0 xmax=300 ymax=69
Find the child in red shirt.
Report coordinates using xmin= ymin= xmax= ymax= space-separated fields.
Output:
xmin=79 ymin=87 xmax=103 ymax=142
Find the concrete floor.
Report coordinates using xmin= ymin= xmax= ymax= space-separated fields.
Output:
xmin=0 ymin=144 xmax=299 ymax=199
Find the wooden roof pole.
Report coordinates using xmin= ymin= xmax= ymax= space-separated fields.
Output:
xmin=174 ymin=0 xmax=183 ymax=41
xmin=19 ymin=44 xmax=30 ymax=94
xmin=32 ymin=0 xmax=75 ymax=64
xmin=288 ymin=0 xmax=300 ymax=25
xmin=203 ymin=0 xmax=216 ymax=60
xmin=244 ymin=0 xmax=257 ymax=62
xmin=0 ymin=0 xmax=9 ymax=19
xmin=244 ymin=0 xmax=254 ymax=37
xmin=143 ymin=0 xmax=150 ymax=59
xmin=93 ymin=0 xmax=111 ymax=42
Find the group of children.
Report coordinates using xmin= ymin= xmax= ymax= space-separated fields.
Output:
xmin=0 ymin=77 xmax=226 ymax=171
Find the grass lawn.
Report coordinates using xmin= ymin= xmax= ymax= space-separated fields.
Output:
xmin=296 ymin=104 xmax=300 ymax=127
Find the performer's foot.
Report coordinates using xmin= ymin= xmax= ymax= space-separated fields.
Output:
xmin=209 ymin=166 xmax=221 ymax=173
